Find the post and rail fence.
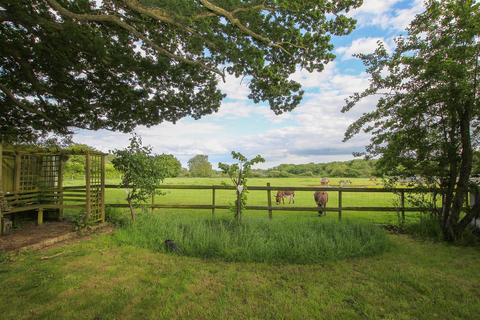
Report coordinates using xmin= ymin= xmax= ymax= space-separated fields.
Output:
xmin=93 ymin=184 xmax=472 ymax=221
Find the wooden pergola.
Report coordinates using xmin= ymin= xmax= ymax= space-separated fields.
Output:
xmin=0 ymin=143 xmax=106 ymax=235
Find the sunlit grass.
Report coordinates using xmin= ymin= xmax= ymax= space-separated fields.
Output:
xmin=113 ymin=214 xmax=390 ymax=264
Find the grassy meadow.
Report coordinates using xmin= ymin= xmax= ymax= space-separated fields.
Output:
xmin=65 ymin=177 xmax=415 ymax=225
xmin=1 ymin=177 xmax=478 ymax=319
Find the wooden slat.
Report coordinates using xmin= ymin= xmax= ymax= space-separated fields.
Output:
xmin=104 ymin=184 xmax=439 ymax=193
xmin=105 ymin=203 xmax=431 ymax=213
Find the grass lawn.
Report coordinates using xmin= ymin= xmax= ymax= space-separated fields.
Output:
xmin=2 ymin=178 xmax=477 ymax=319
xmin=0 ymin=221 xmax=479 ymax=319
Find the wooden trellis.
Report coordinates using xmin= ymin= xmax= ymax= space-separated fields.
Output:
xmin=0 ymin=144 xmax=106 ymax=235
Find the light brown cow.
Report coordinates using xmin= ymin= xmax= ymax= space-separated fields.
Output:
xmin=275 ymin=191 xmax=295 ymax=205
xmin=314 ymin=191 xmax=328 ymax=216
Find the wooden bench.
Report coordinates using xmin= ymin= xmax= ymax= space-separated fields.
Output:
xmin=1 ymin=191 xmax=49 ymax=234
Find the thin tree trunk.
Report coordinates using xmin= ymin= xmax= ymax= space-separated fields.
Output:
xmin=235 ymin=190 xmax=241 ymax=222
xmin=446 ymin=106 xmax=473 ymax=240
xmin=442 ymin=119 xmax=459 ymax=236
xmin=127 ymin=198 xmax=137 ymax=222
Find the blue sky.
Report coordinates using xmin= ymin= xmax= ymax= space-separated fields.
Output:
xmin=73 ymin=0 xmax=424 ymax=169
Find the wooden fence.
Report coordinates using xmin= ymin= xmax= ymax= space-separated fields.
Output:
xmin=102 ymin=184 xmax=444 ymax=220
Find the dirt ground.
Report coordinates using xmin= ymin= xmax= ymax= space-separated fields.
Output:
xmin=0 ymin=221 xmax=74 ymax=251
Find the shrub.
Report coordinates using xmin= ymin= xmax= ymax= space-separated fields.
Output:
xmin=105 ymin=207 xmax=131 ymax=227
xmin=405 ymin=213 xmax=480 ymax=245
xmin=113 ymin=215 xmax=390 ymax=264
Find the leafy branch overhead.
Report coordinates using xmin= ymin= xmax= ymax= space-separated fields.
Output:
xmin=1 ymin=0 xmax=361 ymax=142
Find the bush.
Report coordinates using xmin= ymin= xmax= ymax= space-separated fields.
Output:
xmin=405 ymin=214 xmax=479 ymax=245
xmin=113 ymin=215 xmax=390 ymax=264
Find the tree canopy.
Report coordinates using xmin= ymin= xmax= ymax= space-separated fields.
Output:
xmin=188 ymin=154 xmax=213 ymax=177
xmin=343 ymin=0 xmax=480 ymax=241
xmin=155 ymin=154 xmax=182 ymax=178
xmin=1 ymin=0 xmax=361 ymax=142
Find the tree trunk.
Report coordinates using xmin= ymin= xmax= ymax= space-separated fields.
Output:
xmin=127 ymin=198 xmax=137 ymax=222
xmin=235 ymin=190 xmax=241 ymax=222
xmin=444 ymin=106 xmax=473 ymax=241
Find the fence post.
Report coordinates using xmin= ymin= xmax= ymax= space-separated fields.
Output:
xmin=267 ymin=182 xmax=272 ymax=219
xmin=85 ymin=153 xmax=91 ymax=222
xmin=400 ymin=190 xmax=405 ymax=223
xmin=338 ymin=190 xmax=342 ymax=220
xmin=212 ymin=185 xmax=216 ymax=216
xmin=151 ymin=193 xmax=155 ymax=214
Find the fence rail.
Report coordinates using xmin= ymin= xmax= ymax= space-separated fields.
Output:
xmin=100 ymin=184 xmax=447 ymax=220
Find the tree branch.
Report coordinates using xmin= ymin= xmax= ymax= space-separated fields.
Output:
xmin=46 ymin=0 xmax=224 ymax=79
xmin=198 ymin=0 xmax=289 ymax=54
xmin=123 ymin=0 xmax=218 ymax=50
xmin=193 ymin=4 xmax=275 ymax=19
xmin=0 ymin=83 xmax=64 ymax=128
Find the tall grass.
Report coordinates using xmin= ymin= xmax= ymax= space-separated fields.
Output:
xmin=113 ymin=214 xmax=390 ymax=264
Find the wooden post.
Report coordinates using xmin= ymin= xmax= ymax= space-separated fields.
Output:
xmin=37 ymin=208 xmax=44 ymax=225
xmin=338 ymin=190 xmax=342 ymax=220
xmin=211 ymin=185 xmax=216 ymax=216
xmin=14 ymin=152 xmax=21 ymax=192
xmin=57 ymin=155 xmax=64 ymax=220
xmin=400 ymin=190 xmax=405 ymax=223
xmin=85 ymin=154 xmax=91 ymax=222
xmin=100 ymin=155 xmax=106 ymax=222
xmin=473 ymin=189 xmax=480 ymax=226
xmin=151 ymin=193 xmax=155 ymax=214
xmin=267 ymin=182 xmax=272 ymax=219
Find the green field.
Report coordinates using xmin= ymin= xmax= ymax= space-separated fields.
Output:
xmin=65 ymin=177 xmax=415 ymax=225
xmin=1 ymin=177 xmax=479 ymax=319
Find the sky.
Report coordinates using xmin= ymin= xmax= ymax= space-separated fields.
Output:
xmin=73 ymin=0 xmax=425 ymax=169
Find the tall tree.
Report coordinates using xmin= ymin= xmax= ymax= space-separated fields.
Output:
xmin=0 ymin=0 xmax=361 ymax=142
xmin=343 ymin=0 xmax=480 ymax=241
xmin=155 ymin=154 xmax=182 ymax=178
xmin=188 ymin=154 xmax=213 ymax=177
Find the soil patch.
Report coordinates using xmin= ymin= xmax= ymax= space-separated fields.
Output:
xmin=0 ymin=221 xmax=74 ymax=251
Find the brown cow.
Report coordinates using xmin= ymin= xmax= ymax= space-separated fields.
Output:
xmin=314 ymin=191 xmax=328 ymax=216
xmin=275 ymin=191 xmax=295 ymax=205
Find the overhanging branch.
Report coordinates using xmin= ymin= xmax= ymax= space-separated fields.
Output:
xmin=198 ymin=0 xmax=289 ymax=54
xmin=46 ymin=0 xmax=224 ymax=79
xmin=0 ymin=83 xmax=64 ymax=129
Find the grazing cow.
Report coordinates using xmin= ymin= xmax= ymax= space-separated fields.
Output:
xmin=275 ymin=191 xmax=295 ymax=205
xmin=320 ymin=177 xmax=330 ymax=185
xmin=314 ymin=191 xmax=328 ymax=216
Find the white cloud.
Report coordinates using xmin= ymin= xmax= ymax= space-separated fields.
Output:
xmin=73 ymin=61 xmax=374 ymax=168
xmin=390 ymin=0 xmax=424 ymax=30
xmin=218 ymin=73 xmax=250 ymax=100
xmin=336 ymin=37 xmax=392 ymax=60
xmin=350 ymin=0 xmax=424 ymax=31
